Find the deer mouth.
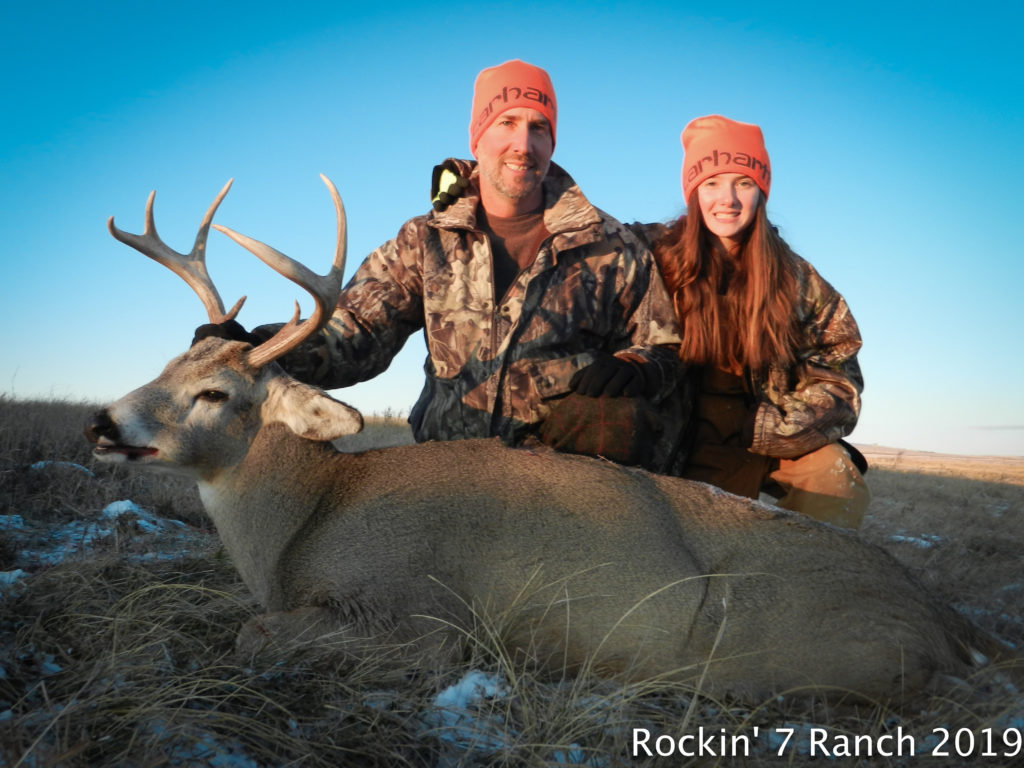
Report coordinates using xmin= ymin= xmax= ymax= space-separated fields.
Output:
xmin=93 ymin=440 xmax=159 ymax=461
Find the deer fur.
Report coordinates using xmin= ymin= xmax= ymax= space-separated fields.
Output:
xmin=86 ymin=336 xmax=1000 ymax=703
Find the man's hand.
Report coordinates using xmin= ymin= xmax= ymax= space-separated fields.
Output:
xmin=569 ymin=355 xmax=647 ymax=398
xmin=431 ymin=161 xmax=470 ymax=212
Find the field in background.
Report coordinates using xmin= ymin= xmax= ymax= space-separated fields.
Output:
xmin=857 ymin=445 xmax=1024 ymax=486
xmin=2 ymin=397 xmax=1022 ymax=766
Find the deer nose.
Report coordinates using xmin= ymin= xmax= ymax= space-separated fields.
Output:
xmin=84 ymin=409 xmax=117 ymax=444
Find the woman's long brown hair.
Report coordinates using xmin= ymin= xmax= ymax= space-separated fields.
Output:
xmin=654 ymin=191 xmax=801 ymax=373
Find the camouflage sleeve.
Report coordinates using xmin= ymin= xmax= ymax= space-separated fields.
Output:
xmin=749 ymin=264 xmax=863 ymax=458
xmin=607 ymin=227 xmax=684 ymax=402
xmin=256 ymin=218 xmax=428 ymax=389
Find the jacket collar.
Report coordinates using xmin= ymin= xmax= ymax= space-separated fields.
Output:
xmin=430 ymin=159 xmax=603 ymax=242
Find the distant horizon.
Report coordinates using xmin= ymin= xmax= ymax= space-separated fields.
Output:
xmin=854 ymin=441 xmax=1024 ymax=459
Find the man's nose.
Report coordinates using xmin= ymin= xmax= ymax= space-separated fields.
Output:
xmin=509 ymin=124 xmax=532 ymax=153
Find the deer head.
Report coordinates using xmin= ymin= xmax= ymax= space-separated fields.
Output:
xmin=86 ymin=176 xmax=362 ymax=481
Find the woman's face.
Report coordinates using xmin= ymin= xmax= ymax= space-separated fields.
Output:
xmin=696 ymin=173 xmax=762 ymax=252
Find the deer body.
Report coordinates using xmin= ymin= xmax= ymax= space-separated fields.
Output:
xmin=88 ymin=179 xmax=995 ymax=703
xmin=90 ymin=338 xmax=985 ymax=701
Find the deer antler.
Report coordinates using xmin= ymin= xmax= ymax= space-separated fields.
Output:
xmin=107 ymin=179 xmax=245 ymax=324
xmin=213 ymin=174 xmax=347 ymax=368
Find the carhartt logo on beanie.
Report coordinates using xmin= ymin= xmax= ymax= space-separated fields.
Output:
xmin=469 ymin=60 xmax=557 ymax=153
xmin=681 ymin=115 xmax=771 ymax=201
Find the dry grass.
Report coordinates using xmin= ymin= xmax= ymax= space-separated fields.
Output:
xmin=858 ymin=445 xmax=1024 ymax=486
xmin=2 ymin=396 xmax=1022 ymax=767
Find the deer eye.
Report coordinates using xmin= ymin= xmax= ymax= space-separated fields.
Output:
xmin=196 ymin=389 xmax=229 ymax=403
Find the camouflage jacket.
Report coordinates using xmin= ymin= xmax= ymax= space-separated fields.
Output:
xmin=634 ymin=222 xmax=863 ymax=460
xmin=275 ymin=162 xmax=682 ymax=445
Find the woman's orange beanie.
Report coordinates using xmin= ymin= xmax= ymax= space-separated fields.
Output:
xmin=681 ymin=115 xmax=771 ymax=201
xmin=469 ymin=60 xmax=557 ymax=154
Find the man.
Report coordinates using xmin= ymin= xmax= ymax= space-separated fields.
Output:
xmin=200 ymin=60 xmax=683 ymax=468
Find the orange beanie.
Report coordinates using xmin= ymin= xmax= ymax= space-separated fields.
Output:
xmin=469 ymin=59 xmax=557 ymax=153
xmin=681 ymin=115 xmax=771 ymax=201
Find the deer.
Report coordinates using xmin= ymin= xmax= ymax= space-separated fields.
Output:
xmin=85 ymin=177 xmax=1010 ymax=705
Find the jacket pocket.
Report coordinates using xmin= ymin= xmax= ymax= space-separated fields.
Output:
xmin=409 ymin=359 xmax=491 ymax=442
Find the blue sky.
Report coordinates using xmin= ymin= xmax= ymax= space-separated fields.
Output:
xmin=2 ymin=1 xmax=1022 ymax=456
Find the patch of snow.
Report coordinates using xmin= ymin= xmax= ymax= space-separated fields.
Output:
xmin=0 ymin=569 xmax=28 ymax=599
xmin=142 ymin=719 xmax=262 ymax=768
xmin=6 ymin=497 xmax=201 ymax=575
xmin=434 ymin=669 xmax=507 ymax=710
xmin=1 ymin=515 xmax=26 ymax=531
xmin=38 ymin=654 xmax=62 ymax=677
xmin=20 ymin=518 xmax=114 ymax=566
xmin=0 ymin=569 xmax=27 ymax=585
xmin=889 ymin=532 xmax=945 ymax=549
xmin=419 ymin=671 xmax=610 ymax=766
xmin=29 ymin=460 xmax=96 ymax=478
xmin=552 ymin=743 xmax=593 ymax=764
xmin=986 ymin=502 xmax=1012 ymax=518
xmin=425 ymin=670 xmax=511 ymax=752
xmin=102 ymin=499 xmax=186 ymax=532
xmin=953 ymin=604 xmax=1024 ymax=641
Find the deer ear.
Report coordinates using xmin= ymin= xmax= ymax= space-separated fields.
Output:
xmin=263 ymin=378 xmax=363 ymax=441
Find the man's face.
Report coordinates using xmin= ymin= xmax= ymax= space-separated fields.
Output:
xmin=473 ymin=107 xmax=553 ymax=214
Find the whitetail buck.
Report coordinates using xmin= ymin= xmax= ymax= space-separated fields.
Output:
xmin=86 ymin=178 xmax=1007 ymax=704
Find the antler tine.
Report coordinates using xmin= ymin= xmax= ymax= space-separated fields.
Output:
xmin=107 ymin=179 xmax=246 ymax=324
xmin=213 ymin=174 xmax=347 ymax=369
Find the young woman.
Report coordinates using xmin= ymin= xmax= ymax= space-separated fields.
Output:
xmin=649 ymin=115 xmax=868 ymax=528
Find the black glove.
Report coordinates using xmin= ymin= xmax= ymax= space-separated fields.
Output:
xmin=430 ymin=161 xmax=470 ymax=212
xmin=191 ymin=319 xmax=260 ymax=347
xmin=569 ymin=355 xmax=647 ymax=398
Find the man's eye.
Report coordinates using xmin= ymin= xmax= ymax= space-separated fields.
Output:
xmin=196 ymin=390 xmax=228 ymax=403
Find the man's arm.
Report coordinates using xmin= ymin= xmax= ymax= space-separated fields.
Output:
xmin=228 ymin=218 xmax=429 ymax=390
